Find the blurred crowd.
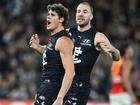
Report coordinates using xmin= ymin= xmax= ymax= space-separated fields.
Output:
xmin=0 ymin=0 xmax=140 ymax=101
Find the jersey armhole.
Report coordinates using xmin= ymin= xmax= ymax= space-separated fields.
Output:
xmin=94 ymin=32 xmax=101 ymax=51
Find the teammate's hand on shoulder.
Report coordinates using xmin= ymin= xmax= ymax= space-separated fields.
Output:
xmin=29 ymin=34 xmax=40 ymax=50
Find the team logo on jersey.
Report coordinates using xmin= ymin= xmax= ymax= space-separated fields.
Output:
xmin=73 ymin=47 xmax=82 ymax=64
xmin=80 ymin=39 xmax=92 ymax=46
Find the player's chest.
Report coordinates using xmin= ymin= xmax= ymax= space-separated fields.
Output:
xmin=72 ymin=34 xmax=94 ymax=51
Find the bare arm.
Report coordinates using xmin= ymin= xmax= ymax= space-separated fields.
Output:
xmin=94 ymin=32 xmax=120 ymax=61
xmin=35 ymin=45 xmax=47 ymax=54
xmin=29 ymin=34 xmax=46 ymax=54
xmin=122 ymin=60 xmax=137 ymax=103
xmin=54 ymin=36 xmax=75 ymax=102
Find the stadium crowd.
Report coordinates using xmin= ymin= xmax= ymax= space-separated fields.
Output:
xmin=0 ymin=0 xmax=140 ymax=101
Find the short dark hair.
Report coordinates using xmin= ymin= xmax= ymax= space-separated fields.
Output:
xmin=47 ymin=3 xmax=69 ymax=26
xmin=79 ymin=1 xmax=93 ymax=13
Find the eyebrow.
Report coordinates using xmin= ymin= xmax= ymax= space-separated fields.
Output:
xmin=47 ymin=12 xmax=56 ymax=16
xmin=77 ymin=9 xmax=88 ymax=11
xmin=83 ymin=9 xmax=88 ymax=12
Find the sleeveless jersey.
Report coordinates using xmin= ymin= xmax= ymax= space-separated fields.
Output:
xmin=110 ymin=57 xmax=127 ymax=94
xmin=41 ymin=30 xmax=71 ymax=82
xmin=69 ymin=27 xmax=100 ymax=82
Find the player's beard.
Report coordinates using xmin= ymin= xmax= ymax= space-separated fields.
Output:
xmin=77 ymin=19 xmax=90 ymax=28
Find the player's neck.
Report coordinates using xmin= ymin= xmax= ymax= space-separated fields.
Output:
xmin=51 ymin=25 xmax=64 ymax=36
xmin=77 ymin=24 xmax=91 ymax=32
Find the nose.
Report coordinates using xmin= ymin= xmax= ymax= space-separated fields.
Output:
xmin=47 ymin=15 xmax=50 ymax=19
xmin=78 ymin=14 xmax=83 ymax=18
xmin=47 ymin=13 xmax=51 ymax=19
xmin=77 ymin=12 xmax=83 ymax=17
xmin=47 ymin=17 xmax=51 ymax=22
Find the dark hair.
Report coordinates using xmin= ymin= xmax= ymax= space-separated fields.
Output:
xmin=79 ymin=1 xmax=93 ymax=13
xmin=47 ymin=3 xmax=69 ymax=26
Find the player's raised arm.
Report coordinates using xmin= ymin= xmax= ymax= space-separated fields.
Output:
xmin=29 ymin=34 xmax=46 ymax=54
xmin=94 ymin=32 xmax=120 ymax=61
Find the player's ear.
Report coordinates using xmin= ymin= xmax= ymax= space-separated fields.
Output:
xmin=60 ymin=17 xmax=64 ymax=23
xmin=90 ymin=14 xmax=93 ymax=20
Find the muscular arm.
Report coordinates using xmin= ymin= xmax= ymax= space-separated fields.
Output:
xmin=94 ymin=32 xmax=120 ymax=61
xmin=55 ymin=36 xmax=75 ymax=99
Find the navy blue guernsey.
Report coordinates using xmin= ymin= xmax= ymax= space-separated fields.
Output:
xmin=69 ymin=27 xmax=100 ymax=82
xmin=41 ymin=30 xmax=70 ymax=82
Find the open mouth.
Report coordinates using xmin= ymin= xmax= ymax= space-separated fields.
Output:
xmin=47 ymin=20 xmax=51 ymax=25
xmin=77 ymin=18 xmax=84 ymax=21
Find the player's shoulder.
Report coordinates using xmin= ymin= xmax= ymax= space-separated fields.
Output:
xmin=56 ymin=36 xmax=73 ymax=51
xmin=59 ymin=36 xmax=72 ymax=43
xmin=95 ymin=32 xmax=108 ymax=40
xmin=95 ymin=32 xmax=106 ymax=37
xmin=58 ymin=30 xmax=73 ymax=44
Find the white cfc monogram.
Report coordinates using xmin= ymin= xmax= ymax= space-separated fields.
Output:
xmin=73 ymin=47 xmax=83 ymax=64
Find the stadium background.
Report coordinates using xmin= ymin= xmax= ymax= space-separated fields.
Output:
xmin=0 ymin=0 xmax=140 ymax=104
